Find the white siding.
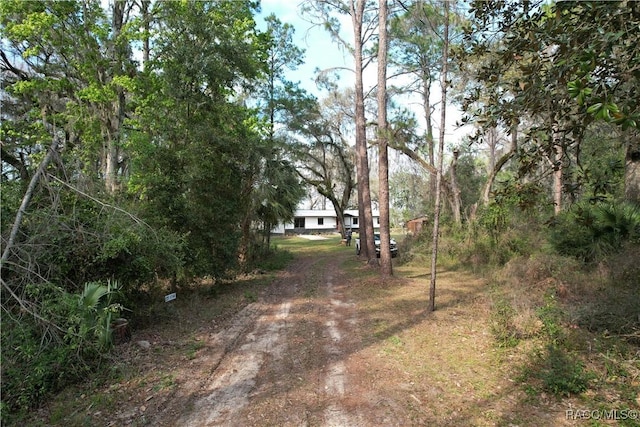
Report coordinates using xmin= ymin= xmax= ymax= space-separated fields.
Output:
xmin=272 ymin=209 xmax=379 ymax=234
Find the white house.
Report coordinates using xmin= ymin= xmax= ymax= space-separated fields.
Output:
xmin=272 ymin=209 xmax=381 ymax=234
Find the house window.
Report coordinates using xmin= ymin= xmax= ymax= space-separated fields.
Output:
xmin=352 ymin=217 xmax=358 ymax=225
xmin=294 ymin=217 xmax=305 ymax=228
xmin=318 ymin=217 xmax=324 ymax=225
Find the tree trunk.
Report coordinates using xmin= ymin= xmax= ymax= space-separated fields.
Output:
xmin=625 ymin=140 xmax=640 ymax=203
xmin=141 ymin=0 xmax=151 ymax=68
xmin=351 ymin=0 xmax=376 ymax=264
xmin=448 ymin=148 xmax=462 ymax=224
xmin=481 ymin=125 xmax=517 ymax=206
xmin=377 ymin=0 xmax=392 ymax=276
xmin=429 ymin=0 xmax=449 ymax=312
xmin=487 ymin=127 xmax=498 ymax=173
xmin=103 ymin=0 xmax=127 ymax=194
xmin=0 ymin=148 xmax=30 ymax=183
xmin=237 ymin=176 xmax=256 ymax=267
xmin=552 ymin=122 xmax=563 ymax=215
xmin=337 ymin=214 xmax=345 ymax=238
xmin=265 ymin=221 xmax=272 ymax=249
xmin=422 ymin=71 xmax=436 ymax=203
xmin=104 ymin=125 xmax=120 ymax=193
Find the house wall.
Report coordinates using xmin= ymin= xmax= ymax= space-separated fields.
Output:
xmin=272 ymin=209 xmax=380 ymax=235
xmin=344 ymin=209 xmax=380 ymax=231
xmin=272 ymin=214 xmax=338 ymax=234
xmin=344 ymin=216 xmax=380 ymax=230
xmin=290 ymin=215 xmax=337 ymax=234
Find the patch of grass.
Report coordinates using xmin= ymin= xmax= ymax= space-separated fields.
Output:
xmin=382 ymin=335 xmax=404 ymax=356
xmin=89 ymin=392 xmax=117 ymax=411
xmin=152 ymin=374 xmax=176 ymax=392
xmin=243 ymin=290 xmax=257 ymax=303
xmin=388 ymin=335 xmax=403 ymax=347
xmin=400 ymin=221 xmax=640 ymax=422
xmin=521 ymin=344 xmax=594 ymax=397
xmin=271 ymin=235 xmax=345 ymax=256
xmin=371 ymin=317 xmax=390 ymax=340
xmin=186 ymin=337 xmax=206 ymax=360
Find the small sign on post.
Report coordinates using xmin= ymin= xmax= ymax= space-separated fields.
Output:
xmin=164 ymin=292 xmax=177 ymax=302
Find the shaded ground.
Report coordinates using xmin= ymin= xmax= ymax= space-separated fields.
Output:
xmin=30 ymin=236 xmax=610 ymax=426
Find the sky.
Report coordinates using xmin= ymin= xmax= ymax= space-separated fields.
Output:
xmin=256 ymin=0 xmax=472 ymax=145
xmin=257 ymin=0 xmax=356 ymax=96
xmin=252 ymin=2 xmax=465 ymax=178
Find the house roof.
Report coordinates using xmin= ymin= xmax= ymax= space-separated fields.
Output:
xmin=294 ymin=209 xmax=380 ymax=217
xmin=294 ymin=209 xmax=336 ymax=217
xmin=345 ymin=209 xmax=380 ymax=217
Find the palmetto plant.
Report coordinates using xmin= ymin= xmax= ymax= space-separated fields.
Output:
xmin=593 ymin=203 xmax=640 ymax=244
xmin=549 ymin=201 xmax=640 ymax=261
xmin=79 ymin=280 xmax=124 ymax=350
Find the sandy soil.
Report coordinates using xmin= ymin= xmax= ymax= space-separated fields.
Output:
xmin=154 ymin=253 xmax=374 ymax=426
xmin=112 ymin=248 xmax=408 ymax=427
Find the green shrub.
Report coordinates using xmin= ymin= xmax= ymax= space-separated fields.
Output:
xmin=4 ymin=188 xmax=186 ymax=299
xmin=531 ymin=345 xmax=594 ymax=397
xmin=478 ymin=202 xmax=509 ymax=244
xmin=548 ymin=201 xmax=640 ymax=262
xmin=252 ymin=245 xmax=295 ymax=272
xmin=536 ymin=292 xmax=564 ymax=344
xmin=1 ymin=281 xmax=123 ymax=424
xmin=490 ymin=294 xmax=520 ymax=348
xmin=77 ymin=281 xmax=125 ymax=349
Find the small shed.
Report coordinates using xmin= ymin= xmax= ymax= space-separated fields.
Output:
xmin=406 ymin=216 xmax=429 ymax=235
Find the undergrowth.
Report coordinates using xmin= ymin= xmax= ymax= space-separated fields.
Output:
xmin=399 ymin=209 xmax=640 ymax=408
xmin=1 ymin=281 xmax=125 ymax=425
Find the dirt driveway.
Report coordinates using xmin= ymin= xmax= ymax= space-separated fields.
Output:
xmin=35 ymin=238 xmax=583 ymax=426
xmin=143 ymin=249 xmax=380 ymax=426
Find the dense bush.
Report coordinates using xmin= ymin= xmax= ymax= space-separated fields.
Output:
xmin=1 ymin=281 xmax=123 ymax=424
xmin=4 ymin=189 xmax=186 ymax=297
xmin=1 ymin=188 xmax=186 ymax=423
xmin=548 ymin=201 xmax=640 ymax=262
xmin=489 ymin=293 xmax=520 ymax=348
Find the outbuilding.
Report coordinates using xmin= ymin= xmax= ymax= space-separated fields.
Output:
xmin=406 ymin=216 xmax=429 ymax=235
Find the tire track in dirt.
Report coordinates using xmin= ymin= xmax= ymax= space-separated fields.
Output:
xmin=179 ymin=301 xmax=291 ymax=426
xmin=175 ymin=257 xmax=314 ymax=426
xmin=322 ymin=271 xmax=350 ymax=426
xmin=168 ymin=251 xmax=368 ymax=426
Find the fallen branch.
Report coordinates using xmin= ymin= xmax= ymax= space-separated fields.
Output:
xmin=1 ymin=137 xmax=59 ymax=267
xmin=47 ymin=174 xmax=155 ymax=234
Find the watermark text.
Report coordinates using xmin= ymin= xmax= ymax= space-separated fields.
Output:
xmin=566 ymin=409 xmax=639 ymax=421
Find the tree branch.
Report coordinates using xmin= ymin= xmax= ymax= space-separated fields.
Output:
xmin=1 ymin=138 xmax=59 ymax=268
